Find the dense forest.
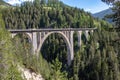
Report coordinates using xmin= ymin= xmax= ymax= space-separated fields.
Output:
xmin=0 ymin=0 xmax=120 ymax=80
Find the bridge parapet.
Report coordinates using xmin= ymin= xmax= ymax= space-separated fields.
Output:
xmin=8 ymin=28 xmax=97 ymax=32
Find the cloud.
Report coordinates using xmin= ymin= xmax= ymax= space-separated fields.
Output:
xmin=21 ymin=0 xmax=34 ymax=2
xmin=5 ymin=0 xmax=21 ymax=5
xmin=4 ymin=0 xmax=34 ymax=5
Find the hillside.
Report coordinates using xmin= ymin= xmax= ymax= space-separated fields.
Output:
xmin=0 ymin=0 xmax=7 ymax=5
xmin=93 ymin=8 xmax=114 ymax=23
xmin=0 ymin=0 xmax=120 ymax=80
xmin=93 ymin=8 xmax=113 ymax=19
xmin=0 ymin=0 xmax=11 ymax=8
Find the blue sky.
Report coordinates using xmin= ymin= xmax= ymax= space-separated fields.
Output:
xmin=60 ymin=0 xmax=110 ymax=13
xmin=4 ymin=0 xmax=110 ymax=13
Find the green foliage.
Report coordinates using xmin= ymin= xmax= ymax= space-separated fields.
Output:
xmin=3 ymin=0 xmax=96 ymax=29
xmin=0 ymin=0 xmax=120 ymax=80
xmin=102 ymin=0 xmax=115 ymax=4
xmin=11 ymin=33 xmax=68 ymax=79
xmin=112 ymin=1 xmax=120 ymax=27
xmin=50 ymin=58 xmax=67 ymax=80
xmin=0 ymin=0 xmax=7 ymax=5
xmin=73 ymin=29 xmax=120 ymax=80
xmin=0 ymin=11 xmax=23 ymax=80
xmin=12 ymin=33 xmax=55 ymax=79
xmin=102 ymin=0 xmax=120 ymax=27
xmin=41 ymin=34 xmax=67 ymax=64
xmin=5 ymin=65 xmax=23 ymax=80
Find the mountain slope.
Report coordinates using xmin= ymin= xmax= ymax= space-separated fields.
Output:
xmin=93 ymin=8 xmax=113 ymax=19
xmin=0 ymin=0 xmax=10 ymax=6
xmin=0 ymin=0 xmax=7 ymax=5
xmin=2 ymin=1 xmax=120 ymax=80
xmin=93 ymin=8 xmax=114 ymax=23
xmin=0 ymin=0 xmax=12 ymax=10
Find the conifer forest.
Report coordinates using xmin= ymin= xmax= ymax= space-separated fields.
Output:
xmin=0 ymin=0 xmax=120 ymax=80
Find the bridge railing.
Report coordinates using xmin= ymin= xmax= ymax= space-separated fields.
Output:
xmin=8 ymin=28 xmax=97 ymax=33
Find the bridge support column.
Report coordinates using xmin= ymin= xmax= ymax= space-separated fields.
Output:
xmin=90 ymin=30 xmax=94 ymax=35
xmin=85 ymin=30 xmax=89 ymax=38
xmin=91 ymin=30 xmax=94 ymax=33
xmin=11 ymin=33 xmax=17 ymax=38
xmin=67 ymin=31 xmax=74 ymax=66
xmin=78 ymin=31 xmax=82 ymax=47
xmin=32 ymin=32 xmax=37 ymax=54
xmin=84 ymin=30 xmax=89 ymax=40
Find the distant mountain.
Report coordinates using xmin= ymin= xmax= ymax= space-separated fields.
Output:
xmin=0 ymin=0 xmax=10 ymax=5
xmin=0 ymin=0 xmax=11 ymax=8
xmin=93 ymin=8 xmax=113 ymax=19
xmin=92 ymin=8 xmax=114 ymax=23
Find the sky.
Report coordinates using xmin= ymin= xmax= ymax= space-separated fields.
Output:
xmin=4 ymin=0 xmax=33 ymax=5
xmin=4 ymin=0 xmax=110 ymax=13
xmin=60 ymin=0 xmax=110 ymax=13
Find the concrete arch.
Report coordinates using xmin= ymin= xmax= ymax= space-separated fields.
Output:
xmin=11 ymin=33 xmax=32 ymax=43
xmin=37 ymin=31 xmax=73 ymax=65
xmin=11 ymin=33 xmax=17 ymax=38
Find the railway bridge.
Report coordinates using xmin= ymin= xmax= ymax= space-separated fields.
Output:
xmin=9 ymin=28 xmax=97 ymax=65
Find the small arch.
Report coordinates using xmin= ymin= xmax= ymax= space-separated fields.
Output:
xmin=11 ymin=33 xmax=17 ymax=38
xmin=11 ymin=32 xmax=33 ymax=56
xmin=11 ymin=32 xmax=32 ymax=43
xmin=37 ymin=31 xmax=73 ymax=65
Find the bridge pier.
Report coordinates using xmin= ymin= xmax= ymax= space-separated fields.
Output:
xmin=67 ymin=31 xmax=74 ymax=65
xmin=85 ymin=30 xmax=89 ymax=40
xmin=78 ymin=31 xmax=82 ymax=47
xmin=11 ymin=33 xmax=17 ymax=38
xmin=32 ymin=32 xmax=38 ymax=54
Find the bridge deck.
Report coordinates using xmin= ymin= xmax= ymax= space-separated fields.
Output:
xmin=8 ymin=28 xmax=97 ymax=33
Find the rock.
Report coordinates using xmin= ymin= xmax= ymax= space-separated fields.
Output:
xmin=18 ymin=66 xmax=44 ymax=80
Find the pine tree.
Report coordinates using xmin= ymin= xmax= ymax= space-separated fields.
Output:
xmin=0 ymin=11 xmax=22 ymax=80
xmin=112 ymin=1 xmax=120 ymax=27
xmin=50 ymin=58 xmax=67 ymax=80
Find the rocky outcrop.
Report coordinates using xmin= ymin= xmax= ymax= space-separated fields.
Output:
xmin=18 ymin=66 xmax=44 ymax=80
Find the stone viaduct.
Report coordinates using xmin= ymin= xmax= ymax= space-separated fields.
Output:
xmin=9 ymin=28 xmax=97 ymax=65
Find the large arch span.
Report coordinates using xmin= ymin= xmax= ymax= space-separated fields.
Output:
xmin=38 ymin=31 xmax=71 ymax=52
xmin=37 ymin=31 xmax=73 ymax=65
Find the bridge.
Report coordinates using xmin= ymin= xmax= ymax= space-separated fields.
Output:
xmin=9 ymin=28 xmax=97 ymax=65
